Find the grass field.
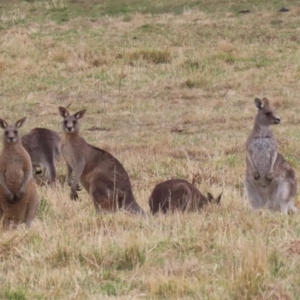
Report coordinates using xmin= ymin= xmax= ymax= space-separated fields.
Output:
xmin=1 ymin=0 xmax=300 ymax=299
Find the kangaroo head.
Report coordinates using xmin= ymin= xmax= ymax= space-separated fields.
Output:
xmin=0 ymin=117 xmax=26 ymax=144
xmin=206 ymin=192 xmax=222 ymax=205
xmin=58 ymin=107 xmax=86 ymax=134
xmin=254 ymin=98 xmax=280 ymax=126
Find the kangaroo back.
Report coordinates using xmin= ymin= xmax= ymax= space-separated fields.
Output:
xmin=149 ymin=179 xmax=222 ymax=214
xmin=22 ymin=128 xmax=61 ymax=184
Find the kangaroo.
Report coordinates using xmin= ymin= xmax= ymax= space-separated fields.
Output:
xmin=58 ymin=106 xmax=145 ymax=216
xmin=245 ymin=97 xmax=297 ymax=213
xmin=22 ymin=128 xmax=61 ymax=185
xmin=149 ymin=178 xmax=222 ymax=214
xmin=0 ymin=117 xmax=40 ymax=229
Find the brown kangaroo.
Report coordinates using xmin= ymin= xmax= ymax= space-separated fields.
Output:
xmin=0 ymin=117 xmax=40 ymax=229
xmin=22 ymin=128 xmax=61 ymax=185
xmin=149 ymin=178 xmax=222 ymax=214
xmin=58 ymin=106 xmax=145 ymax=216
xmin=245 ymin=98 xmax=297 ymax=213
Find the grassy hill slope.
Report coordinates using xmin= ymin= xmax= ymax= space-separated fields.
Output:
xmin=1 ymin=0 xmax=300 ymax=299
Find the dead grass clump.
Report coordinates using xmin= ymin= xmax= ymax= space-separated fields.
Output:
xmin=0 ymin=231 xmax=28 ymax=260
xmin=0 ymin=9 xmax=26 ymax=24
xmin=48 ymin=43 xmax=109 ymax=70
xmin=80 ymin=243 xmax=146 ymax=271
xmin=229 ymin=251 xmax=267 ymax=300
xmin=169 ymin=148 xmax=209 ymax=161
xmin=0 ymin=57 xmax=6 ymax=73
xmin=126 ymin=48 xmax=171 ymax=64
xmin=285 ymin=240 xmax=300 ymax=256
xmin=148 ymin=275 xmax=195 ymax=298
xmin=217 ymin=39 xmax=236 ymax=53
xmin=192 ymin=173 xmax=222 ymax=186
xmin=253 ymin=285 xmax=292 ymax=300
xmin=45 ymin=0 xmax=68 ymax=11
xmin=183 ymin=77 xmax=209 ymax=89
xmin=224 ymin=145 xmax=243 ymax=155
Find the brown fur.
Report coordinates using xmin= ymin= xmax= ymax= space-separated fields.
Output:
xmin=58 ymin=106 xmax=145 ymax=216
xmin=0 ymin=117 xmax=39 ymax=229
xmin=22 ymin=128 xmax=61 ymax=185
xmin=149 ymin=178 xmax=222 ymax=214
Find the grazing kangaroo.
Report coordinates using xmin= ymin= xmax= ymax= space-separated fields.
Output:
xmin=245 ymin=97 xmax=297 ymax=213
xmin=149 ymin=178 xmax=222 ymax=214
xmin=22 ymin=128 xmax=61 ymax=185
xmin=0 ymin=117 xmax=39 ymax=229
xmin=58 ymin=106 xmax=145 ymax=216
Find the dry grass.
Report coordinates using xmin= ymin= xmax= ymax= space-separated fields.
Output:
xmin=1 ymin=0 xmax=300 ymax=299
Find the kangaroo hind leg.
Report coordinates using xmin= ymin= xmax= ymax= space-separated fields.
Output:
xmin=90 ymin=184 xmax=116 ymax=214
xmin=25 ymin=192 xmax=40 ymax=228
xmin=275 ymin=181 xmax=294 ymax=214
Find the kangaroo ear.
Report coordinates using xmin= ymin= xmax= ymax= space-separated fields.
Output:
xmin=254 ymin=98 xmax=263 ymax=110
xmin=59 ymin=107 xmax=69 ymax=118
xmin=207 ymin=192 xmax=213 ymax=203
xmin=0 ymin=119 xmax=8 ymax=129
xmin=216 ymin=192 xmax=223 ymax=204
xmin=74 ymin=109 xmax=86 ymax=120
xmin=262 ymin=98 xmax=270 ymax=107
xmin=15 ymin=117 xmax=26 ymax=128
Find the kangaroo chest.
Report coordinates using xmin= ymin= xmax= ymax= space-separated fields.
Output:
xmin=248 ymin=138 xmax=277 ymax=176
xmin=4 ymin=157 xmax=26 ymax=190
xmin=61 ymin=143 xmax=77 ymax=169
xmin=61 ymin=142 xmax=88 ymax=172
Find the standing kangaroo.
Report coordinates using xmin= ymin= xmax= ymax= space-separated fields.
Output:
xmin=22 ymin=128 xmax=61 ymax=185
xmin=58 ymin=106 xmax=145 ymax=216
xmin=149 ymin=178 xmax=222 ymax=214
xmin=0 ymin=118 xmax=39 ymax=229
xmin=245 ymin=97 xmax=297 ymax=213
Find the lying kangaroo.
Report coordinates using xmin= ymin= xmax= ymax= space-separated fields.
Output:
xmin=58 ymin=106 xmax=145 ymax=216
xmin=245 ymin=97 xmax=297 ymax=213
xmin=0 ymin=117 xmax=39 ymax=229
xmin=22 ymin=128 xmax=61 ymax=185
xmin=149 ymin=178 xmax=222 ymax=214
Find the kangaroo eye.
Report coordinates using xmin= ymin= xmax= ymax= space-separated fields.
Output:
xmin=5 ymin=131 xmax=8 ymax=135
xmin=265 ymin=112 xmax=271 ymax=116
xmin=13 ymin=131 xmax=17 ymax=134
xmin=73 ymin=120 xmax=76 ymax=125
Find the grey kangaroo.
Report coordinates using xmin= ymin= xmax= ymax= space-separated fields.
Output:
xmin=0 ymin=117 xmax=39 ymax=229
xmin=22 ymin=128 xmax=61 ymax=185
xmin=58 ymin=106 xmax=145 ymax=216
xmin=245 ymin=97 xmax=297 ymax=213
xmin=149 ymin=178 xmax=222 ymax=214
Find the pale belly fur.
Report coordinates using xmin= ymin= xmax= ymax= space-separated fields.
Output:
xmin=61 ymin=144 xmax=77 ymax=170
xmin=249 ymin=139 xmax=277 ymax=178
xmin=5 ymin=167 xmax=24 ymax=192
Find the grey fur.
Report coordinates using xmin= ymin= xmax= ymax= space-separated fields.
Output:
xmin=22 ymin=128 xmax=61 ymax=185
xmin=245 ymin=98 xmax=297 ymax=213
